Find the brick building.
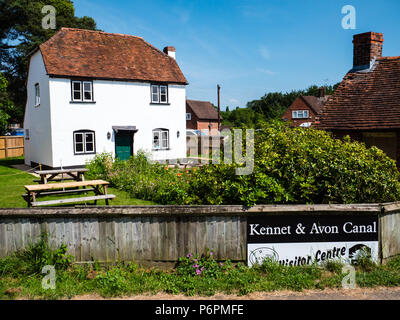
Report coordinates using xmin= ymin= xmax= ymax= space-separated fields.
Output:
xmin=317 ymin=32 xmax=400 ymax=164
xmin=282 ymin=88 xmax=329 ymax=127
xmin=186 ymin=99 xmax=220 ymax=135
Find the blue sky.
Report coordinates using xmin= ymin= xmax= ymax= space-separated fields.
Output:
xmin=74 ymin=0 xmax=400 ymax=109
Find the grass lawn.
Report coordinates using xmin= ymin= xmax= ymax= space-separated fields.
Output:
xmin=0 ymin=157 xmax=155 ymax=208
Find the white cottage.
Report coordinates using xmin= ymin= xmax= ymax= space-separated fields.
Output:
xmin=23 ymin=27 xmax=188 ymax=169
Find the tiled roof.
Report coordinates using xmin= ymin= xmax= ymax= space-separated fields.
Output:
xmin=317 ymin=56 xmax=400 ymax=130
xmin=38 ymin=28 xmax=187 ymax=84
xmin=301 ymin=95 xmax=330 ymax=115
xmin=186 ymin=100 xmax=219 ymax=120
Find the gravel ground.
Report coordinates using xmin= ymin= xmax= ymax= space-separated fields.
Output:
xmin=69 ymin=287 xmax=400 ymax=300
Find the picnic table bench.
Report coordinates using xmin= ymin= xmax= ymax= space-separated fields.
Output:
xmin=34 ymin=168 xmax=88 ymax=184
xmin=23 ymin=180 xmax=115 ymax=207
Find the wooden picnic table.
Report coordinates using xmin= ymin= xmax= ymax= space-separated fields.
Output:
xmin=23 ymin=179 xmax=115 ymax=207
xmin=34 ymin=168 xmax=88 ymax=184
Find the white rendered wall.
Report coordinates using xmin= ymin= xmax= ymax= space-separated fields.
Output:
xmin=48 ymin=78 xmax=187 ymax=167
xmin=23 ymin=51 xmax=53 ymax=167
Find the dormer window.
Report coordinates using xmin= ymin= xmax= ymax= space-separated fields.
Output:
xmin=151 ymin=84 xmax=168 ymax=104
xmin=71 ymin=80 xmax=94 ymax=102
xmin=292 ymin=110 xmax=309 ymax=119
xmin=34 ymin=83 xmax=40 ymax=107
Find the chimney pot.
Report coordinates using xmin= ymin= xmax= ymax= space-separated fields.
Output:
xmin=163 ymin=46 xmax=176 ymax=59
xmin=318 ymin=87 xmax=326 ymax=98
xmin=353 ymin=32 xmax=383 ymax=69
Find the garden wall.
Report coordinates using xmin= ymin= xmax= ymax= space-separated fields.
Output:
xmin=0 ymin=203 xmax=399 ymax=266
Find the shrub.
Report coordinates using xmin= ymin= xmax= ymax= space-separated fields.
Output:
xmin=176 ymin=249 xmax=233 ymax=278
xmin=186 ymin=122 xmax=400 ymax=205
xmin=86 ymin=151 xmax=190 ymax=204
xmin=0 ymin=233 xmax=73 ymax=276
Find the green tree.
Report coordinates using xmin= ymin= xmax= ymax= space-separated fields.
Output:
xmin=0 ymin=73 xmax=15 ymax=134
xmin=0 ymin=0 xmax=98 ymax=124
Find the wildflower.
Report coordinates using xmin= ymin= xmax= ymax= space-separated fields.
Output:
xmin=177 ymin=173 xmax=182 ymax=177
xmin=192 ymin=264 xmax=199 ymax=268
xmin=186 ymin=253 xmax=192 ymax=258
xmin=196 ymin=269 xmax=201 ymax=275
xmin=219 ymin=262 xmax=224 ymax=267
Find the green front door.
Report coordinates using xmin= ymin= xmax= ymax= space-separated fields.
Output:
xmin=115 ymin=133 xmax=133 ymax=160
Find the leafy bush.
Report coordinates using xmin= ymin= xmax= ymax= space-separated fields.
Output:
xmin=94 ymin=267 xmax=127 ymax=296
xmin=176 ymin=249 xmax=233 ymax=278
xmin=187 ymin=122 xmax=400 ymax=205
xmin=86 ymin=151 xmax=190 ymax=204
xmin=0 ymin=233 xmax=73 ymax=276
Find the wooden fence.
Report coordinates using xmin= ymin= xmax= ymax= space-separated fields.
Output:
xmin=0 ymin=136 xmax=24 ymax=159
xmin=2 ymin=203 xmax=400 ymax=266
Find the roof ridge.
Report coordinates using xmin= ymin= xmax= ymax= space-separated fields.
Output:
xmin=377 ymin=55 xmax=400 ymax=61
xmin=59 ymin=27 xmax=143 ymax=39
xmin=187 ymin=99 xmax=212 ymax=103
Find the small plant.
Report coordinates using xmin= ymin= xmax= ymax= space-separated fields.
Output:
xmin=13 ymin=233 xmax=73 ymax=275
xmin=176 ymin=249 xmax=233 ymax=279
xmin=94 ymin=267 xmax=127 ymax=296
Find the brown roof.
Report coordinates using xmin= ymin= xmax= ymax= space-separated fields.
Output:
xmin=300 ymin=95 xmax=330 ymax=115
xmin=38 ymin=28 xmax=187 ymax=84
xmin=186 ymin=100 xmax=219 ymax=120
xmin=317 ymin=56 xmax=400 ymax=130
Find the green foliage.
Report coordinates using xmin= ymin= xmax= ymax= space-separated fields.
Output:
xmin=2 ymin=251 xmax=400 ymax=298
xmin=176 ymin=249 xmax=233 ymax=279
xmin=86 ymin=151 xmax=190 ymax=204
xmin=0 ymin=73 xmax=15 ymax=134
xmin=221 ymin=84 xmax=340 ymax=129
xmin=187 ymin=122 xmax=400 ymax=206
xmin=94 ymin=267 xmax=128 ymax=296
xmin=1 ymin=0 xmax=98 ymax=124
xmin=0 ymin=233 xmax=73 ymax=276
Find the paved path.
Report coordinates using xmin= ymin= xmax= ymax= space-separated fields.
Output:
xmin=70 ymin=287 xmax=400 ymax=300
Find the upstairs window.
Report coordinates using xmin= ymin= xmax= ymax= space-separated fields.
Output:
xmin=152 ymin=128 xmax=169 ymax=150
xmin=186 ymin=113 xmax=191 ymax=120
xmin=73 ymin=130 xmax=96 ymax=154
xmin=34 ymin=83 xmax=40 ymax=106
xmin=292 ymin=110 xmax=309 ymax=119
xmin=151 ymin=84 xmax=168 ymax=104
xmin=72 ymin=80 xmax=93 ymax=102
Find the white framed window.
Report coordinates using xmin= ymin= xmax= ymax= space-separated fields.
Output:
xmin=292 ymin=110 xmax=309 ymax=119
xmin=72 ymin=80 xmax=93 ymax=102
xmin=160 ymin=85 xmax=168 ymax=103
xmin=186 ymin=113 xmax=191 ymax=120
xmin=151 ymin=85 xmax=159 ymax=103
xmin=34 ymin=83 xmax=40 ymax=106
xmin=83 ymin=81 xmax=93 ymax=101
xmin=152 ymin=129 xmax=169 ymax=150
xmin=151 ymin=84 xmax=168 ymax=104
xmin=73 ymin=130 xmax=96 ymax=154
xmin=25 ymin=129 xmax=30 ymax=140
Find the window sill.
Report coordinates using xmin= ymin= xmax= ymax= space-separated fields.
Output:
xmin=70 ymin=101 xmax=96 ymax=104
xmin=34 ymin=104 xmax=40 ymax=108
xmin=150 ymin=102 xmax=170 ymax=105
xmin=152 ymin=148 xmax=171 ymax=151
xmin=74 ymin=152 xmax=96 ymax=155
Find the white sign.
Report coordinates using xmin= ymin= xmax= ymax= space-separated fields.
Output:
xmin=247 ymin=215 xmax=379 ymax=267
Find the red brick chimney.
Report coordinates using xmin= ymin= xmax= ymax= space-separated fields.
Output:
xmin=163 ymin=46 xmax=176 ymax=59
xmin=353 ymin=32 xmax=383 ymax=69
